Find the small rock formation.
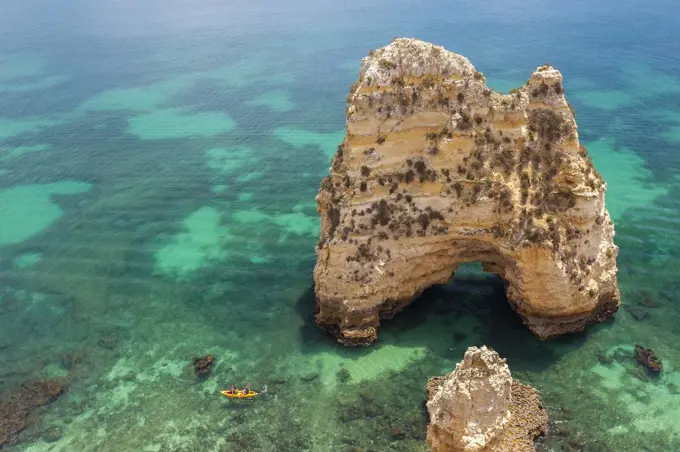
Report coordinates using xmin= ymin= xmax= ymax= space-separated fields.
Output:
xmin=314 ymin=38 xmax=620 ymax=345
xmin=634 ymin=345 xmax=662 ymax=374
xmin=426 ymin=346 xmax=547 ymax=451
xmin=0 ymin=379 xmax=66 ymax=447
xmin=192 ymin=355 xmax=215 ymax=378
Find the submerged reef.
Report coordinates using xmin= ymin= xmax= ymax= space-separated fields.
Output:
xmin=0 ymin=379 xmax=66 ymax=447
xmin=634 ymin=345 xmax=663 ymax=374
xmin=192 ymin=354 xmax=215 ymax=378
xmin=426 ymin=346 xmax=547 ymax=451
xmin=313 ymin=37 xmax=620 ymax=346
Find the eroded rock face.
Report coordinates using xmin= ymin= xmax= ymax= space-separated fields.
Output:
xmin=313 ymin=38 xmax=620 ymax=345
xmin=426 ymin=346 xmax=547 ymax=451
xmin=427 ymin=346 xmax=512 ymax=451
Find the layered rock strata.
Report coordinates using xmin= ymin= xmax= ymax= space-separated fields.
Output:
xmin=426 ymin=346 xmax=547 ymax=451
xmin=313 ymin=38 xmax=620 ymax=345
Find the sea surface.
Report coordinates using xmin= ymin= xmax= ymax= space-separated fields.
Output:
xmin=1 ymin=0 xmax=680 ymax=450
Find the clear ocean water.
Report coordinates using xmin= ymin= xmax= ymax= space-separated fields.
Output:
xmin=1 ymin=0 xmax=680 ymax=450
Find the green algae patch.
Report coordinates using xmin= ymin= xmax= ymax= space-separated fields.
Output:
xmin=273 ymin=127 xmax=344 ymax=161
xmin=128 ymin=109 xmax=236 ymax=140
xmin=586 ymin=139 xmax=668 ymax=220
xmin=154 ymin=206 xmax=232 ymax=280
xmin=0 ymin=181 xmax=92 ymax=246
xmin=246 ymin=90 xmax=295 ymax=112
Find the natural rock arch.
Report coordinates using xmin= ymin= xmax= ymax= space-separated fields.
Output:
xmin=313 ymin=38 xmax=620 ymax=346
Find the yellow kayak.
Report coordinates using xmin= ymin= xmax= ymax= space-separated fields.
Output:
xmin=220 ymin=389 xmax=258 ymax=399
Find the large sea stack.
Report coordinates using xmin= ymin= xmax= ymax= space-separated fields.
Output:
xmin=313 ymin=38 xmax=620 ymax=346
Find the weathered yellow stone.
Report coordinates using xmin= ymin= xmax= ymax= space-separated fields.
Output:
xmin=314 ymin=38 xmax=620 ymax=346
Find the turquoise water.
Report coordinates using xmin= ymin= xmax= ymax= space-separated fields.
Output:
xmin=1 ymin=0 xmax=680 ymax=450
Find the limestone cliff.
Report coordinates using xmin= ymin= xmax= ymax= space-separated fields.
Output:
xmin=426 ymin=346 xmax=547 ymax=451
xmin=313 ymin=38 xmax=620 ymax=345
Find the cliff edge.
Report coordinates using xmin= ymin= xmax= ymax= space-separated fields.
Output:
xmin=313 ymin=38 xmax=620 ymax=346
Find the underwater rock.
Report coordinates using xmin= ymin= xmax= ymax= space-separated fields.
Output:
xmin=596 ymin=352 xmax=613 ymax=366
xmin=192 ymin=355 xmax=215 ymax=378
xmin=313 ymin=37 xmax=620 ymax=346
xmin=42 ymin=427 xmax=63 ymax=443
xmin=634 ymin=345 xmax=663 ymax=374
xmin=359 ymin=391 xmax=375 ymax=404
xmin=659 ymin=290 xmax=673 ymax=302
xmin=60 ymin=351 xmax=84 ymax=370
xmin=626 ymin=305 xmax=649 ymax=321
xmin=301 ymin=372 xmax=319 ymax=382
xmin=426 ymin=346 xmax=547 ymax=451
xmin=0 ymin=379 xmax=66 ymax=447
xmin=390 ymin=427 xmax=407 ymax=440
xmin=97 ymin=333 xmax=119 ymax=350
xmin=337 ymin=367 xmax=351 ymax=383
xmin=269 ymin=376 xmax=287 ymax=385
xmin=639 ymin=296 xmax=661 ymax=308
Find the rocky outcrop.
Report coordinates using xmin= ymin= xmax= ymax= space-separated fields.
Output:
xmin=426 ymin=346 xmax=547 ymax=451
xmin=313 ymin=38 xmax=620 ymax=346
xmin=0 ymin=379 xmax=66 ymax=447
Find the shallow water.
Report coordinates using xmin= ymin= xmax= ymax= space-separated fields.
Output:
xmin=1 ymin=0 xmax=680 ymax=450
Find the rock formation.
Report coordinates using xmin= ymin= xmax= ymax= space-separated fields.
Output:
xmin=426 ymin=346 xmax=547 ymax=451
xmin=0 ymin=379 xmax=66 ymax=447
xmin=313 ymin=38 xmax=620 ymax=345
